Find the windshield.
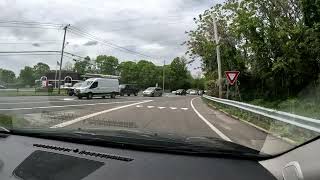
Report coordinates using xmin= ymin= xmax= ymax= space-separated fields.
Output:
xmin=73 ymin=83 xmax=82 ymax=88
xmin=81 ymin=81 xmax=93 ymax=87
xmin=0 ymin=0 xmax=319 ymax=159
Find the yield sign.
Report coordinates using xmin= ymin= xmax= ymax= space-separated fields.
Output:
xmin=225 ymin=71 xmax=240 ymax=85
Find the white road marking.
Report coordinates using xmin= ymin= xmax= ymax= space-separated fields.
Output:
xmin=62 ymin=98 xmax=76 ymax=101
xmin=147 ymin=106 xmax=155 ymax=108
xmin=170 ymin=107 xmax=177 ymax=110
xmin=0 ymin=100 xmax=140 ymax=111
xmin=0 ymin=100 xmax=83 ymax=105
xmin=158 ymin=107 xmax=166 ymax=109
xmin=181 ymin=108 xmax=189 ymax=110
xmin=136 ymin=105 xmax=143 ymax=108
xmin=51 ymin=100 xmax=153 ymax=128
xmin=190 ymin=97 xmax=232 ymax=142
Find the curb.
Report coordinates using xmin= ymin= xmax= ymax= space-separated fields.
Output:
xmin=205 ymin=102 xmax=297 ymax=145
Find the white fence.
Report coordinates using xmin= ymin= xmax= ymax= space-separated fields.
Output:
xmin=203 ymin=95 xmax=320 ymax=133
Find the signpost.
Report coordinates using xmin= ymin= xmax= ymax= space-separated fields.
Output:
xmin=225 ymin=71 xmax=240 ymax=100
xmin=225 ymin=71 xmax=240 ymax=85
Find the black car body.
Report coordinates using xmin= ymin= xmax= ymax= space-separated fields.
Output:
xmin=176 ymin=89 xmax=186 ymax=95
xmin=119 ymin=84 xmax=139 ymax=96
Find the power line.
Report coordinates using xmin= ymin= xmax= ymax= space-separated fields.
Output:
xmin=0 ymin=50 xmax=85 ymax=58
xmin=68 ymin=26 xmax=159 ymax=60
xmin=0 ymin=20 xmax=63 ymax=26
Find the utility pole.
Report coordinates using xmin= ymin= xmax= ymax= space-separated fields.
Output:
xmin=212 ymin=14 xmax=222 ymax=98
xmin=58 ymin=24 xmax=70 ymax=94
xmin=162 ymin=60 xmax=165 ymax=93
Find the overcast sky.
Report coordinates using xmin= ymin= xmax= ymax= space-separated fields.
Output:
xmin=0 ymin=0 xmax=222 ymax=77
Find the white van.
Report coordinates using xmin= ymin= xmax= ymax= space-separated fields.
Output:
xmin=75 ymin=78 xmax=119 ymax=99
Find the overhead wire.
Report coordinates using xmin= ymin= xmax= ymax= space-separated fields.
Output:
xmin=68 ymin=26 xmax=159 ymax=60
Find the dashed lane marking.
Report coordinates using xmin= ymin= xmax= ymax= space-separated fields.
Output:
xmin=181 ymin=108 xmax=189 ymax=110
xmin=0 ymin=100 xmax=140 ymax=111
xmin=147 ymin=106 xmax=155 ymax=108
xmin=136 ymin=105 xmax=143 ymax=108
xmin=158 ymin=107 xmax=166 ymax=109
xmin=51 ymin=100 xmax=153 ymax=128
xmin=170 ymin=107 xmax=178 ymax=110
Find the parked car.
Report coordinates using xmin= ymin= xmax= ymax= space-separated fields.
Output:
xmin=119 ymin=84 xmax=139 ymax=96
xmin=189 ymin=89 xmax=198 ymax=95
xmin=0 ymin=85 xmax=6 ymax=89
xmin=186 ymin=89 xmax=192 ymax=94
xmin=171 ymin=90 xmax=177 ymax=94
xmin=176 ymin=89 xmax=186 ymax=95
xmin=143 ymin=87 xmax=162 ymax=97
xmin=66 ymin=82 xmax=83 ymax=96
xmin=75 ymin=78 xmax=119 ymax=99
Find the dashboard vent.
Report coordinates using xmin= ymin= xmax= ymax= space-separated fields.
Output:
xmin=33 ymin=143 xmax=133 ymax=162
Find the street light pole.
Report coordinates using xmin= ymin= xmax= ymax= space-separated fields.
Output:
xmin=163 ymin=60 xmax=165 ymax=93
xmin=58 ymin=24 xmax=70 ymax=94
xmin=212 ymin=14 xmax=222 ymax=98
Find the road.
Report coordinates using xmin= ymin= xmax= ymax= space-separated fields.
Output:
xmin=0 ymin=94 xmax=293 ymax=154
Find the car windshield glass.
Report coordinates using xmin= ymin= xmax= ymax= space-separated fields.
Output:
xmin=81 ymin=81 xmax=92 ymax=87
xmin=73 ymin=83 xmax=82 ymax=87
xmin=0 ymin=0 xmax=319 ymax=159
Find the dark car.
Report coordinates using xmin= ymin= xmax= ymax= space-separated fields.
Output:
xmin=0 ymin=85 xmax=6 ymax=89
xmin=119 ymin=84 xmax=139 ymax=96
xmin=176 ymin=89 xmax=186 ymax=95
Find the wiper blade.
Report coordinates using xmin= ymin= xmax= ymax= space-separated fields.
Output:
xmin=0 ymin=127 xmax=10 ymax=133
xmin=9 ymin=128 xmax=270 ymax=159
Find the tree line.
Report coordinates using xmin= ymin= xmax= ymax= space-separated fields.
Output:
xmin=185 ymin=0 xmax=320 ymax=100
xmin=0 ymin=55 xmax=205 ymax=90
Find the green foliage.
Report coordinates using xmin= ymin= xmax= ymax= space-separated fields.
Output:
xmin=0 ymin=68 xmax=16 ymax=84
xmin=96 ymin=55 xmax=119 ymax=75
xmin=186 ymin=0 xmax=320 ymax=99
xmin=73 ymin=56 xmax=93 ymax=75
xmin=33 ymin=62 xmax=50 ymax=80
xmin=19 ymin=66 xmax=35 ymax=86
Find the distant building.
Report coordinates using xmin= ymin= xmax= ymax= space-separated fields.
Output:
xmin=36 ymin=70 xmax=83 ymax=88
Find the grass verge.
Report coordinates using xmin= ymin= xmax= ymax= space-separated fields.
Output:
xmin=203 ymin=98 xmax=319 ymax=145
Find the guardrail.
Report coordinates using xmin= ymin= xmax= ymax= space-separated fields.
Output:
xmin=203 ymin=95 xmax=320 ymax=133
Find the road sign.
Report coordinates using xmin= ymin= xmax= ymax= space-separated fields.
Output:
xmin=225 ymin=71 xmax=240 ymax=85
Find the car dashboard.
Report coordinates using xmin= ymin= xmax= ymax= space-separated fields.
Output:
xmin=0 ymin=133 xmax=276 ymax=180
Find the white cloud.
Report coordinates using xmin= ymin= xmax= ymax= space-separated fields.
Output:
xmin=0 ymin=0 xmax=223 ymax=75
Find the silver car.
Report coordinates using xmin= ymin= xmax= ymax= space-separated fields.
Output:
xmin=143 ymin=87 xmax=163 ymax=97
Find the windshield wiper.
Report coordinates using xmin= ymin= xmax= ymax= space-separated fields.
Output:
xmin=7 ymin=128 xmax=270 ymax=160
xmin=0 ymin=127 xmax=10 ymax=133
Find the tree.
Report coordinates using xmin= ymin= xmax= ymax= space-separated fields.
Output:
xmin=96 ymin=55 xmax=119 ymax=75
xmin=186 ymin=0 xmax=320 ymax=99
xmin=73 ymin=56 xmax=93 ymax=75
xmin=135 ymin=60 xmax=160 ymax=88
xmin=63 ymin=61 xmax=73 ymax=71
xmin=118 ymin=61 xmax=138 ymax=84
xmin=33 ymin=62 xmax=50 ymax=80
xmin=0 ymin=68 xmax=16 ymax=84
xmin=19 ymin=66 xmax=35 ymax=86
xmin=168 ymin=57 xmax=192 ymax=90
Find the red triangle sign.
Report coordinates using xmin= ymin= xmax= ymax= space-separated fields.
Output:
xmin=225 ymin=71 xmax=240 ymax=85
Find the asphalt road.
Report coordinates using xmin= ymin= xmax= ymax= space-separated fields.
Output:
xmin=0 ymin=94 xmax=294 ymax=154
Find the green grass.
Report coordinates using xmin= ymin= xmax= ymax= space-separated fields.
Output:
xmin=0 ymin=89 xmax=67 ymax=96
xmin=203 ymin=98 xmax=319 ymax=144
